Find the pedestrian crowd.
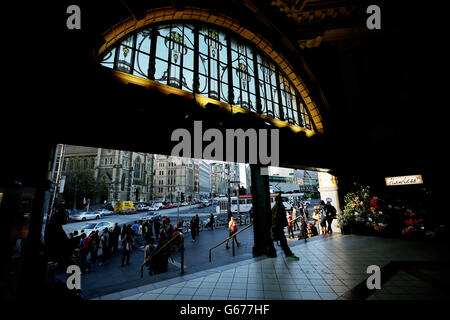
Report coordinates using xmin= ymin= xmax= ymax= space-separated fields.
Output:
xmin=283 ymin=198 xmax=337 ymax=243
xmin=62 ymin=216 xmax=188 ymax=275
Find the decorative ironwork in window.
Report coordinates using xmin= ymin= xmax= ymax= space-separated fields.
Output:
xmin=100 ymin=22 xmax=316 ymax=132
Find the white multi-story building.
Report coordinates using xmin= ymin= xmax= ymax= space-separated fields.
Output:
xmin=154 ymin=155 xmax=195 ymax=202
xmin=198 ymin=160 xmax=212 ymax=199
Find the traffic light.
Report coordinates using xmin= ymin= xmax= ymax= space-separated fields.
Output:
xmin=181 ymin=192 xmax=185 ymax=202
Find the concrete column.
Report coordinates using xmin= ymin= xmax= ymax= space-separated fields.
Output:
xmin=250 ymin=164 xmax=276 ymax=257
xmin=318 ymin=172 xmax=342 ymax=232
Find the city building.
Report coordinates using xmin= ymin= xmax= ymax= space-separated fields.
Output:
xmin=94 ymin=149 xmax=155 ymax=202
xmin=198 ymin=160 xmax=212 ymax=199
xmin=154 ymin=155 xmax=195 ymax=202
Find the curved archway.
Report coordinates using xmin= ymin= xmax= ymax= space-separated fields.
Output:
xmin=97 ymin=7 xmax=325 ymax=135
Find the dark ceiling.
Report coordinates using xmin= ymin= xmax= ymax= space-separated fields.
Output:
xmin=3 ymin=0 xmax=448 ymax=189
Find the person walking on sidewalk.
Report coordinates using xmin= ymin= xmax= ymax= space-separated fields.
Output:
xmin=90 ymin=230 xmax=100 ymax=264
xmin=121 ymin=226 xmax=133 ymax=266
xmin=100 ymin=227 xmax=110 ymax=264
xmin=313 ymin=206 xmax=322 ymax=234
xmin=291 ymin=206 xmax=299 ymax=231
xmin=209 ymin=213 xmax=215 ymax=231
xmin=79 ymin=233 xmax=92 ymax=273
xmin=226 ymin=216 xmax=240 ymax=249
xmin=194 ymin=214 xmax=200 ymax=237
xmin=271 ymin=195 xmax=300 ymax=260
xmin=154 ymin=218 xmax=161 ymax=240
xmin=286 ymin=211 xmax=295 ymax=239
xmin=110 ymin=223 xmax=120 ymax=254
xmin=319 ymin=200 xmax=328 ymax=235
xmin=190 ymin=216 xmax=198 ymax=242
xmin=325 ymin=199 xmax=337 ymax=234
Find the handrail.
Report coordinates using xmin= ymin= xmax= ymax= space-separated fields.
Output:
xmin=140 ymin=232 xmax=184 ymax=278
xmin=209 ymin=222 xmax=253 ymax=262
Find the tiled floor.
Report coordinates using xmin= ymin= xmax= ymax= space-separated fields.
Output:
xmin=94 ymin=234 xmax=450 ymax=300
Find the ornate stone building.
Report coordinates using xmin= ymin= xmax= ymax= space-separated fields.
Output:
xmin=154 ymin=155 xmax=196 ymax=202
xmin=94 ymin=149 xmax=155 ymax=202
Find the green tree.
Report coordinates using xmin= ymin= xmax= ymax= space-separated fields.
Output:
xmin=63 ymin=168 xmax=98 ymax=210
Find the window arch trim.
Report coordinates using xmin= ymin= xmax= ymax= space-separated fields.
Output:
xmin=98 ymin=9 xmax=324 ymax=134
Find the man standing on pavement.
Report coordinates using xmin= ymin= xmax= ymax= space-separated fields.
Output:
xmin=271 ymin=195 xmax=300 ymax=260
xmin=291 ymin=206 xmax=299 ymax=231
xmin=325 ymin=199 xmax=337 ymax=234
xmin=194 ymin=214 xmax=200 ymax=237
xmin=111 ymin=223 xmax=121 ymax=254
xmin=132 ymin=221 xmax=139 ymax=245
xmin=209 ymin=213 xmax=215 ymax=231
xmin=190 ymin=216 xmax=198 ymax=242
xmin=154 ymin=218 xmax=161 ymax=240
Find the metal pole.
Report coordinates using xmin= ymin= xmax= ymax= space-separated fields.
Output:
xmin=237 ymin=184 xmax=241 ymax=225
xmin=227 ymin=164 xmax=231 ymax=220
xmin=232 ymin=233 xmax=235 ymax=256
xmin=49 ymin=144 xmax=65 ymax=218
xmin=180 ymin=234 xmax=185 ymax=274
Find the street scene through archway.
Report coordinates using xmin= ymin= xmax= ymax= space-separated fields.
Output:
xmin=46 ymin=144 xmax=327 ymax=299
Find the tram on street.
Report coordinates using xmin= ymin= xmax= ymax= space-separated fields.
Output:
xmin=216 ymin=193 xmax=304 ymax=214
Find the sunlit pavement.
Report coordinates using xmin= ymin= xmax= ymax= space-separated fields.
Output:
xmin=66 ymin=218 xmax=310 ymax=299
xmin=86 ymin=232 xmax=450 ymax=300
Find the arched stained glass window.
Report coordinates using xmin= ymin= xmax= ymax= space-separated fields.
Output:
xmin=100 ymin=22 xmax=316 ymax=132
xmin=198 ymin=26 xmax=228 ymax=102
xmin=134 ymin=157 xmax=141 ymax=179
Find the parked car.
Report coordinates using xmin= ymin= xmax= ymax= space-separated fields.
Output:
xmin=78 ymin=221 xmax=115 ymax=236
xmin=136 ymin=204 xmax=151 ymax=211
xmin=144 ymin=211 xmax=161 ymax=221
xmin=121 ymin=208 xmax=137 ymax=214
xmin=181 ymin=202 xmax=189 ymax=206
xmin=150 ymin=202 xmax=164 ymax=210
xmin=71 ymin=211 xmax=102 ymax=221
xmin=163 ymin=204 xmax=174 ymax=209
xmin=96 ymin=209 xmax=114 ymax=216
xmin=197 ymin=203 xmax=206 ymax=209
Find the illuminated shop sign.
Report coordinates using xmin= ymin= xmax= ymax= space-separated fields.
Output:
xmin=385 ymin=175 xmax=423 ymax=186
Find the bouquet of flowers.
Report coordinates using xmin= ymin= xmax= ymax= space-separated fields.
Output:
xmin=401 ymin=210 xmax=424 ymax=238
xmin=339 ymin=184 xmax=390 ymax=235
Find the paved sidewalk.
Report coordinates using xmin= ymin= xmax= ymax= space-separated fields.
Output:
xmin=93 ymin=234 xmax=450 ymax=300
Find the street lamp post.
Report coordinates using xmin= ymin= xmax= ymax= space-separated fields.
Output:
xmin=227 ymin=164 xmax=231 ymax=220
